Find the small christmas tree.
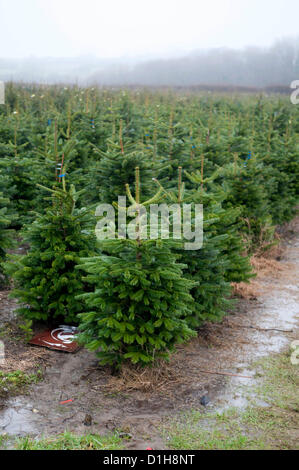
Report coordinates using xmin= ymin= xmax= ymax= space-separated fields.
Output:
xmin=7 ymin=180 xmax=96 ymax=323
xmin=77 ymin=169 xmax=196 ymax=368
xmin=185 ymin=164 xmax=253 ymax=283
xmin=155 ymin=167 xmax=253 ymax=329
xmin=214 ymin=158 xmax=276 ymax=251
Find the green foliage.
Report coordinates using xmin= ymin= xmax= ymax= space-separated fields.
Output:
xmin=77 ymin=177 xmax=195 ymax=367
xmin=0 ymin=85 xmax=298 ymax=368
xmin=0 ymin=370 xmax=42 ymax=398
xmin=93 ymin=139 xmax=160 ymax=205
xmin=157 ymin=173 xmax=252 ymax=329
xmin=15 ymin=431 xmax=124 ymax=450
xmin=0 ymin=188 xmax=14 ymax=286
xmin=77 ymin=238 xmax=196 ymax=367
xmin=7 ymin=183 xmax=96 ymax=323
xmin=213 ymin=160 xmax=274 ymax=251
xmin=18 ymin=318 xmax=34 ymax=341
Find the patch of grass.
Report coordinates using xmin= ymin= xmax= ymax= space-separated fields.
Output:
xmin=0 ymin=323 xmax=14 ymax=339
xmin=164 ymin=409 xmax=266 ymax=450
xmin=163 ymin=351 xmax=299 ymax=450
xmin=14 ymin=431 xmax=125 ymax=450
xmin=252 ymin=352 xmax=299 ymax=410
xmin=0 ymin=319 xmax=33 ymax=343
xmin=0 ymin=370 xmax=43 ymax=398
xmin=0 ymin=434 xmax=9 ymax=449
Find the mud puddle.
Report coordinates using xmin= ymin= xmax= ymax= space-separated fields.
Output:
xmin=213 ymin=228 xmax=299 ymax=413
xmin=0 ymin=398 xmax=39 ymax=435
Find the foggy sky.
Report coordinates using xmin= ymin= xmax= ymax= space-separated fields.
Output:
xmin=0 ymin=0 xmax=298 ymax=60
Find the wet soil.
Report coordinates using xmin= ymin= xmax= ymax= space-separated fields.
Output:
xmin=0 ymin=218 xmax=298 ymax=450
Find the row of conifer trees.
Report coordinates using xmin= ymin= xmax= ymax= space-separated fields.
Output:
xmin=0 ymin=84 xmax=298 ymax=367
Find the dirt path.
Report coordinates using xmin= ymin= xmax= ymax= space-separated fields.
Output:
xmin=0 ymin=218 xmax=298 ymax=450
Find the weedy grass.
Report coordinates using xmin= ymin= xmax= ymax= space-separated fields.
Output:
xmin=163 ymin=351 xmax=299 ymax=450
xmin=0 ymin=370 xmax=43 ymax=398
xmin=14 ymin=431 xmax=125 ymax=450
xmin=0 ymin=434 xmax=9 ymax=448
xmin=0 ymin=319 xmax=33 ymax=343
xmin=252 ymin=351 xmax=299 ymax=410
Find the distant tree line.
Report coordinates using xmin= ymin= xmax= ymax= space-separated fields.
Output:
xmin=1 ymin=37 xmax=298 ymax=88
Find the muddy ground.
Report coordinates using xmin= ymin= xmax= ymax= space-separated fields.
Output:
xmin=0 ymin=218 xmax=298 ymax=450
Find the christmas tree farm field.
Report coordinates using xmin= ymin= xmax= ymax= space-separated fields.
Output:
xmin=0 ymin=84 xmax=298 ymax=368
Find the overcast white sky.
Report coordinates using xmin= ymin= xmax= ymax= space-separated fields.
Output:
xmin=0 ymin=0 xmax=298 ymax=59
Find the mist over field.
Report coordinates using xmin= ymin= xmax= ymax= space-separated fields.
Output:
xmin=0 ymin=0 xmax=298 ymax=88
xmin=0 ymin=37 xmax=299 ymax=87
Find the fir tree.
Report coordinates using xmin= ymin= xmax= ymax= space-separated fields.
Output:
xmin=155 ymin=167 xmax=253 ymax=329
xmin=7 ymin=181 xmax=96 ymax=323
xmin=208 ymin=158 xmax=275 ymax=252
xmin=77 ymin=169 xmax=196 ymax=368
xmin=185 ymin=164 xmax=253 ymax=283
xmin=92 ymin=139 xmax=158 ymax=204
